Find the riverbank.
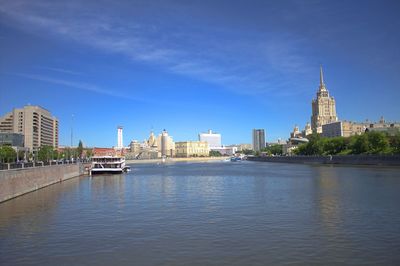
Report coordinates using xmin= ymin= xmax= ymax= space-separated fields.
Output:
xmin=248 ymin=155 xmax=400 ymax=166
xmin=126 ymin=156 xmax=230 ymax=164
xmin=0 ymin=163 xmax=87 ymax=203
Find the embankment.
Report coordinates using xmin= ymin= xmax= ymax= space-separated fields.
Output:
xmin=0 ymin=163 xmax=86 ymax=203
xmin=248 ymin=155 xmax=400 ymax=166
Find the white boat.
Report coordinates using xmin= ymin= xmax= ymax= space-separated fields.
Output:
xmin=90 ymin=156 xmax=130 ymax=175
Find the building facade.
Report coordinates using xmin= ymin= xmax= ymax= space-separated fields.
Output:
xmin=311 ymin=66 xmax=338 ymax=133
xmin=157 ymin=129 xmax=175 ymax=157
xmin=322 ymin=117 xmax=400 ymax=138
xmin=234 ymin=143 xmax=252 ymax=151
xmin=322 ymin=121 xmax=364 ymax=138
xmin=211 ymin=146 xmax=238 ymax=156
xmin=117 ymin=126 xmax=123 ymax=149
xmin=0 ymin=133 xmax=24 ymax=147
xmin=198 ymin=130 xmax=222 ymax=148
xmin=252 ymin=129 xmax=266 ymax=152
xmin=175 ymin=141 xmax=210 ymax=157
xmin=0 ymin=105 xmax=58 ymax=151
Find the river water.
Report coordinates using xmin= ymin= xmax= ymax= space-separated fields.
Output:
xmin=1 ymin=161 xmax=400 ymax=265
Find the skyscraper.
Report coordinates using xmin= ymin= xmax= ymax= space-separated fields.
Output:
xmin=252 ymin=129 xmax=265 ymax=152
xmin=311 ymin=66 xmax=338 ymax=133
xmin=0 ymin=105 xmax=58 ymax=151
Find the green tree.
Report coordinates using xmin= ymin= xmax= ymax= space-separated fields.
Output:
xmin=37 ymin=146 xmax=54 ymax=162
xmin=0 ymin=146 xmax=17 ymax=163
xmin=86 ymin=149 xmax=93 ymax=158
xmin=209 ymin=150 xmax=222 ymax=157
xmin=52 ymin=150 xmax=59 ymax=160
xmin=389 ymin=133 xmax=400 ymax=154
xmin=367 ymin=131 xmax=390 ymax=154
xmin=77 ymin=140 xmax=83 ymax=159
xmin=323 ymin=137 xmax=347 ymax=155
xmin=350 ymin=134 xmax=369 ymax=154
xmin=302 ymin=133 xmax=324 ymax=155
xmin=241 ymin=149 xmax=255 ymax=155
xmin=268 ymin=144 xmax=283 ymax=155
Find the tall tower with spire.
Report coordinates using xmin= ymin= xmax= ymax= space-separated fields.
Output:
xmin=311 ymin=66 xmax=338 ymax=133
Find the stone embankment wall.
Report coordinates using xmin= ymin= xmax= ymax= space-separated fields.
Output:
xmin=248 ymin=155 xmax=400 ymax=166
xmin=0 ymin=163 xmax=86 ymax=203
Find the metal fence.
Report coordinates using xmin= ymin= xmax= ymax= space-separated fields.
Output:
xmin=0 ymin=159 xmax=91 ymax=171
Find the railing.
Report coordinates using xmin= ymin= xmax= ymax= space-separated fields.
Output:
xmin=0 ymin=159 xmax=91 ymax=171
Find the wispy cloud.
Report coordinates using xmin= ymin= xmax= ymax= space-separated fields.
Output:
xmin=0 ymin=0 xmax=316 ymax=97
xmin=7 ymin=72 xmax=146 ymax=102
xmin=35 ymin=66 xmax=83 ymax=76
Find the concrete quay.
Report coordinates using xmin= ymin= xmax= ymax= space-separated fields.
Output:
xmin=0 ymin=163 xmax=87 ymax=203
xmin=248 ymin=155 xmax=400 ymax=166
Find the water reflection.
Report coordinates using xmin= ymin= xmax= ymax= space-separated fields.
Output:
xmin=89 ymin=174 xmax=127 ymax=210
xmin=1 ymin=162 xmax=400 ymax=265
xmin=0 ymin=176 xmax=81 ymax=237
xmin=314 ymin=166 xmax=341 ymax=233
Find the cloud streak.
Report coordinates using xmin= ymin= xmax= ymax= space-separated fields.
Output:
xmin=0 ymin=0 xmax=316 ymax=97
xmin=7 ymin=72 xmax=146 ymax=102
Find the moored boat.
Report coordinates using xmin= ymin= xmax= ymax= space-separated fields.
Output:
xmin=90 ymin=156 xmax=130 ymax=175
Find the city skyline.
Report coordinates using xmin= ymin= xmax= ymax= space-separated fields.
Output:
xmin=1 ymin=1 xmax=400 ymax=147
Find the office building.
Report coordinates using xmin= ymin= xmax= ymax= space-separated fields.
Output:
xmin=0 ymin=105 xmax=58 ymax=151
xmin=175 ymin=141 xmax=210 ymax=157
xmin=199 ymin=129 xmax=222 ymax=148
xmin=252 ymin=129 xmax=266 ymax=152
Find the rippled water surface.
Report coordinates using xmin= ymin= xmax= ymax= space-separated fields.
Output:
xmin=1 ymin=161 xmax=400 ymax=265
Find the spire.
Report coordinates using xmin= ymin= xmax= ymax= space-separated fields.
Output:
xmin=320 ymin=65 xmax=324 ymax=86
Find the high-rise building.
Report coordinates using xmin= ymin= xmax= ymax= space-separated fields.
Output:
xmin=252 ymin=129 xmax=265 ymax=152
xmin=157 ymin=129 xmax=175 ymax=157
xmin=0 ymin=105 xmax=58 ymax=151
xmin=311 ymin=66 xmax=338 ymax=133
xmin=198 ymin=130 xmax=222 ymax=148
xmin=117 ymin=126 xmax=123 ymax=148
xmin=147 ymin=131 xmax=157 ymax=147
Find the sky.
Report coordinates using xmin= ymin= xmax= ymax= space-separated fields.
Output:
xmin=0 ymin=0 xmax=399 ymax=147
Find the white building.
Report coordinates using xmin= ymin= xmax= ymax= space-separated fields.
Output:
xmin=117 ymin=126 xmax=123 ymax=149
xmin=211 ymin=146 xmax=238 ymax=156
xmin=199 ymin=129 xmax=222 ymax=148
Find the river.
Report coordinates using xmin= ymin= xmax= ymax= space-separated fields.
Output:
xmin=1 ymin=161 xmax=400 ymax=265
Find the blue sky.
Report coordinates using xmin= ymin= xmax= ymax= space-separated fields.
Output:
xmin=1 ymin=0 xmax=399 ymax=147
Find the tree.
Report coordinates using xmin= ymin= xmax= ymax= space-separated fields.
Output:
xmin=86 ymin=149 xmax=93 ymax=158
xmin=0 ymin=146 xmax=17 ymax=163
xmin=77 ymin=140 xmax=83 ymax=159
xmin=264 ymin=144 xmax=283 ymax=155
xmin=241 ymin=149 xmax=255 ymax=155
xmin=298 ymin=133 xmax=324 ymax=155
xmin=389 ymin=133 xmax=400 ymax=154
xmin=367 ymin=131 xmax=390 ymax=154
xmin=323 ymin=137 xmax=346 ymax=155
xmin=209 ymin=150 xmax=222 ymax=157
xmin=37 ymin=146 xmax=54 ymax=162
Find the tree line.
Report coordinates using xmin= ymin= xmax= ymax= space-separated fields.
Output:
xmin=0 ymin=140 xmax=92 ymax=163
xmin=295 ymin=131 xmax=400 ymax=156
